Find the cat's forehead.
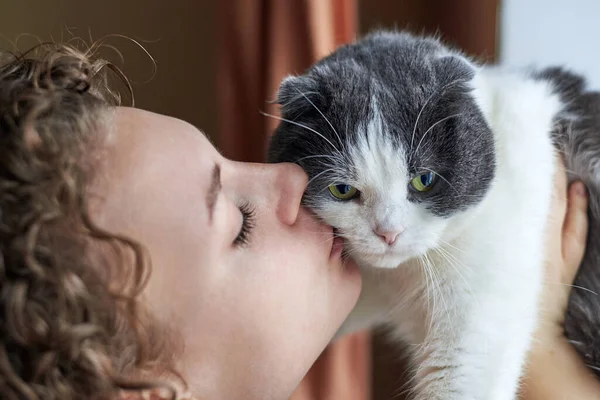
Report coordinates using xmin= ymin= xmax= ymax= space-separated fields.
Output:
xmin=349 ymin=104 xmax=409 ymax=195
xmin=310 ymin=36 xmax=475 ymax=131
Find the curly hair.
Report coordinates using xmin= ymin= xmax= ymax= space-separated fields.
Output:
xmin=0 ymin=43 xmax=178 ymax=399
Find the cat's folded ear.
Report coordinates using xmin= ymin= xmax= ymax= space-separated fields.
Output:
xmin=434 ymin=54 xmax=477 ymax=85
xmin=276 ymin=75 xmax=327 ymax=119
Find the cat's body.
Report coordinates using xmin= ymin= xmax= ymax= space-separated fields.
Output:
xmin=268 ymin=31 xmax=600 ymax=399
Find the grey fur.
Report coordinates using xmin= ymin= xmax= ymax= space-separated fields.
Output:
xmin=268 ymin=31 xmax=600 ymax=378
xmin=269 ymin=32 xmax=495 ymax=217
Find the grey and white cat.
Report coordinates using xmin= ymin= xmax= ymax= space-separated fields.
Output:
xmin=267 ymin=31 xmax=600 ymax=399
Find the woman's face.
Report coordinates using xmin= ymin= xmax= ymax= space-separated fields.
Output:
xmin=91 ymin=107 xmax=361 ymax=399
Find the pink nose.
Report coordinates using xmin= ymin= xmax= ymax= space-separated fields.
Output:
xmin=374 ymin=228 xmax=401 ymax=245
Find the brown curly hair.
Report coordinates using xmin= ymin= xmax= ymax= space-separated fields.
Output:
xmin=0 ymin=43 xmax=179 ymax=399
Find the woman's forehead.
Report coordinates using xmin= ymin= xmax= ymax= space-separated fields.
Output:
xmin=90 ymin=107 xmax=219 ymax=226
xmin=108 ymin=107 xmax=217 ymax=165
xmin=113 ymin=107 xmax=208 ymax=142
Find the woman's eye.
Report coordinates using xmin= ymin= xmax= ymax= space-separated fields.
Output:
xmin=328 ymin=184 xmax=360 ymax=200
xmin=234 ymin=202 xmax=256 ymax=248
xmin=409 ymin=171 xmax=436 ymax=192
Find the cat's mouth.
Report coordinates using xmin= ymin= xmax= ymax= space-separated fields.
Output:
xmin=334 ymin=227 xmax=408 ymax=267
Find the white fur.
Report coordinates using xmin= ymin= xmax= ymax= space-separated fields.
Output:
xmin=333 ymin=69 xmax=560 ymax=399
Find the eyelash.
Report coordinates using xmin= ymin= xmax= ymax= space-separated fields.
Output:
xmin=234 ymin=201 xmax=256 ymax=248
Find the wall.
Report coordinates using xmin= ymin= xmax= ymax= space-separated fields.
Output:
xmin=0 ymin=0 xmax=218 ymax=140
xmin=359 ymin=0 xmax=500 ymax=61
xmin=500 ymin=0 xmax=600 ymax=89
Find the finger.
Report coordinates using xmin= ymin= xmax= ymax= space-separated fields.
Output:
xmin=546 ymin=157 xmax=569 ymax=250
xmin=552 ymin=155 xmax=568 ymax=217
xmin=562 ymin=181 xmax=589 ymax=283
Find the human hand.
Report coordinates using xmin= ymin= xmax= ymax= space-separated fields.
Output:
xmin=537 ymin=155 xmax=589 ymax=343
xmin=520 ymin=157 xmax=600 ymax=399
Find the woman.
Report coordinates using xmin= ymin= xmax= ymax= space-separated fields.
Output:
xmin=0 ymin=44 xmax=596 ymax=400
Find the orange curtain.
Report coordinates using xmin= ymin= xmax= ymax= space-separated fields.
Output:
xmin=218 ymin=0 xmax=357 ymax=162
xmin=217 ymin=1 xmax=370 ymax=399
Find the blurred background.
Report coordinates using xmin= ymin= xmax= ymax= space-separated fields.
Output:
xmin=1 ymin=0 xmax=597 ymax=399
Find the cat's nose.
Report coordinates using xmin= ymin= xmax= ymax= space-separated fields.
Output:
xmin=374 ymin=227 xmax=402 ymax=245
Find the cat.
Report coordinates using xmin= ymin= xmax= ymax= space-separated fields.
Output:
xmin=267 ymin=30 xmax=600 ymax=399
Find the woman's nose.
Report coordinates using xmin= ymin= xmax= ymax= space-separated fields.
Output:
xmin=271 ymin=163 xmax=308 ymax=226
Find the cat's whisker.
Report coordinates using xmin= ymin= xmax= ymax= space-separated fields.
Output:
xmin=409 ymin=100 xmax=433 ymax=162
xmin=318 ymin=238 xmax=337 ymax=247
xmin=279 ymin=91 xmax=321 ymax=106
xmin=306 ymin=167 xmax=350 ymax=186
xmin=422 ymin=252 xmax=451 ymax=328
xmin=391 ymin=374 xmax=416 ymax=400
xmin=438 ymin=238 xmax=467 ymax=255
xmin=294 ymin=154 xmax=339 ymax=164
xmin=260 ymin=111 xmax=341 ymax=153
xmin=414 ymin=113 xmax=462 ymax=157
xmin=417 ymin=166 xmax=460 ymax=194
xmin=587 ymin=364 xmax=600 ymax=373
xmin=307 ymin=168 xmax=337 ymax=187
xmin=559 ymin=283 xmax=598 ymax=296
xmin=392 ymin=360 xmax=420 ymax=399
xmin=435 ymin=244 xmax=473 ymax=274
xmin=418 ymin=255 xmax=436 ymax=334
xmin=315 ymin=178 xmax=350 ymax=194
xmin=434 ymin=246 xmax=467 ymax=275
xmin=409 ymin=78 xmax=463 ymax=163
xmin=426 ymin=254 xmax=456 ymax=332
xmin=569 ymin=339 xmax=584 ymax=347
xmin=341 ymin=247 xmax=366 ymax=260
xmin=341 ymin=242 xmax=373 ymax=254
xmin=342 ymin=248 xmax=362 ymax=258
xmin=433 ymin=247 xmax=481 ymax=317
xmin=431 ymin=254 xmax=455 ymax=327
xmin=295 ymin=88 xmax=345 ymax=151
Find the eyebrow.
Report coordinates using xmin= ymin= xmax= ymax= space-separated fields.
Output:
xmin=206 ymin=163 xmax=221 ymax=222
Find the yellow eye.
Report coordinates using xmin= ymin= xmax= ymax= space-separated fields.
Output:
xmin=328 ymin=184 xmax=359 ymax=200
xmin=410 ymin=172 xmax=436 ymax=192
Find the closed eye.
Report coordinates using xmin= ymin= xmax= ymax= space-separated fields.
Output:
xmin=234 ymin=201 xmax=256 ymax=248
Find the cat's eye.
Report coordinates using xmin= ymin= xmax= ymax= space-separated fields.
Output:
xmin=409 ymin=172 xmax=436 ymax=192
xmin=328 ymin=184 xmax=359 ymax=200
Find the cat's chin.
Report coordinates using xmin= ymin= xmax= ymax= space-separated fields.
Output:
xmin=355 ymin=252 xmax=412 ymax=269
xmin=350 ymin=242 xmax=431 ymax=269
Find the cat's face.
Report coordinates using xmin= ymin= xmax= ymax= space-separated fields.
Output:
xmin=268 ymin=31 xmax=496 ymax=269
